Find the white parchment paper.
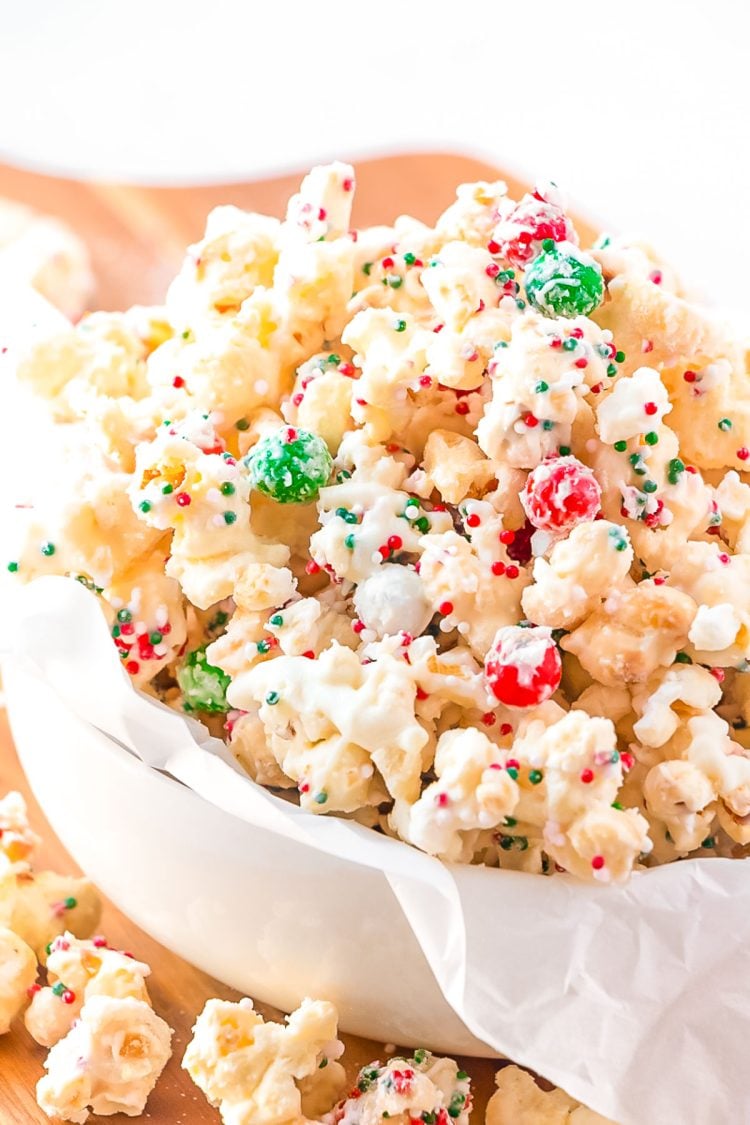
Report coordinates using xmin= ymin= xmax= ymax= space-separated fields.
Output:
xmin=5 ymin=575 xmax=750 ymax=1124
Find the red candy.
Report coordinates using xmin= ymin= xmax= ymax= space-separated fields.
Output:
xmin=484 ymin=626 xmax=562 ymax=709
xmin=521 ymin=455 xmax=601 ymax=536
xmin=492 ymin=193 xmax=576 ymax=269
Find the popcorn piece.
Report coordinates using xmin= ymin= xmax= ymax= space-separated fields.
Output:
xmin=421 ymin=430 xmax=495 ymax=505
xmin=486 ymin=1065 xmax=614 ymax=1125
xmin=0 ymin=870 xmax=101 ymax=961
xmin=330 ymin=1051 xmax=472 ymax=1125
xmin=632 ymin=665 xmax=722 ymax=749
xmin=26 ymin=932 xmax=151 ymax=1048
xmin=183 ymin=996 xmax=342 ymax=1125
xmin=37 ymin=995 xmax=172 ymax=1123
xmin=0 ymin=924 xmax=37 ymax=1035
xmin=643 ymin=760 xmax=716 ymax=853
xmin=391 ymin=727 xmax=519 ymax=862
xmin=595 ymin=366 xmax=671 ymax=445
xmin=0 ymin=790 xmax=41 ymax=875
xmin=562 ymin=583 xmax=696 ymax=686
xmin=0 ymin=197 xmax=93 ymax=320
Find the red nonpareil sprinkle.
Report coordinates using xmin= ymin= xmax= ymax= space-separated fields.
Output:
xmin=653 ymin=576 xmax=666 ymax=585
xmin=400 ymin=632 xmax=413 ymax=647
xmin=416 ymin=686 xmax=429 ymax=700
xmin=299 ymin=781 xmax=310 ymax=793
xmin=466 ymin=513 xmax=481 ymax=528
xmin=418 ymin=375 xmax=432 ymax=388
xmin=27 ymin=983 xmax=41 ymax=997
xmin=305 ymin=560 xmax=321 ymax=575
xmin=285 ymin=427 xmax=297 ymax=441
xmin=505 ymin=564 xmax=520 ymax=579
xmin=684 ymin=370 xmax=697 ymax=383
xmin=738 ymin=447 xmax=750 ymax=461
xmin=642 ymin=339 xmax=654 ymax=353
xmin=434 ymin=792 xmax=450 ymax=809
xmin=120 ymin=622 xmax=134 ymax=636
xmin=580 ymin=768 xmax=594 ymax=784
xmin=719 ymin=553 xmax=730 ymax=565
xmin=649 ymin=269 xmax=663 ymax=285
xmin=292 ymin=393 xmax=303 ymax=406
xmin=355 ymin=397 xmax=367 ymax=406
xmin=455 ymin=401 xmax=470 ymax=415
xmin=481 ymin=711 xmax=497 ymax=726
xmin=620 ymin=750 xmax=635 ymax=771
xmin=591 ymin=855 xmax=605 ymax=870
xmin=433 ymin=322 xmax=444 ymax=333
xmin=499 ymin=529 xmax=516 ymax=545
xmin=338 ymin=362 xmax=355 ymax=377
xmin=491 ymin=560 xmax=506 ymax=576
xmin=126 ymin=660 xmax=140 ymax=675
xmin=570 ymin=327 xmax=584 ymax=340
xmin=500 ymin=723 xmax=513 ymax=736
xmin=506 ymin=758 xmax=520 ymax=769
xmin=485 ymin=262 xmax=500 ymax=277
xmin=590 ymin=382 xmax=602 ymax=394
xmin=574 ymin=356 xmax=588 ymax=369
xmin=439 ymin=600 xmax=454 ymax=616
xmin=93 ymin=937 xmax=108 ymax=949
xmin=385 ymin=442 xmax=400 ymax=453
xmin=318 ymin=207 xmax=327 ymax=221
xmin=302 ymin=650 xmax=315 ymax=659
xmin=378 ymin=545 xmax=390 ymax=559
xmin=175 ymin=492 xmax=191 ymax=507
xmin=342 ymin=177 xmax=354 ymax=191
xmin=172 ymin=375 xmax=185 ymax=388
xmin=710 ymin=667 xmax=726 ymax=682
xmin=524 ymin=413 xmax=539 ymax=428
xmin=644 ymin=402 xmax=658 ymax=416
xmin=487 ymin=239 xmax=501 ymax=254
xmin=381 ymin=256 xmax=394 ymax=269
xmin=352 ymin=619 xmax=365 ymax=634
xmin=388 ymin=534 xmax=403 ymax=551
xmin=161 ymin=622 xmax=172 ymax=635
xmin=685 ymin=465 xmax=698 ymax=474
xmin=62 ymin=989 xmax=76 ymax=1005
xmin=549 ymin=336 xmax=562 ymax=348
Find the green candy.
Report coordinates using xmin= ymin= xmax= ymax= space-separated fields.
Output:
xmin=524 ymin=242 xmax=604 ymax=319
xmin=244 ymin=427 xmax=332 ymax=504
xmin=177 ymin=646 xmax=231 ymax=713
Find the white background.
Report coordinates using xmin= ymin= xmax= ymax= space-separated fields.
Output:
xmin=1 ymin=0 xmax=749 ymax=312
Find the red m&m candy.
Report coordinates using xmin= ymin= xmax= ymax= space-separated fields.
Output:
xmin=521 ymin=455 xmax=601 ymax=536
xmin=485 ymin=625 xmax=562 ymax=708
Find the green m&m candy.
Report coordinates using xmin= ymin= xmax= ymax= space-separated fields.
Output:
xmin=524 ymin=240 xmax=604 ymax=319
xmin=243 ymin=426 xmax=332 ymax=504
xmin=177 ymin=646 xmax=231 ymax=713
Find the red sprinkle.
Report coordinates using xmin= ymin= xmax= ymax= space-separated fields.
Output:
xmin=175 ymin=492 xmax=191 ymax=507
xmin=418 ymin=375 xmax=432 ymax=388
xmin=491 ymin=560 xmax=506 ymax=576
xmin=649 ymin=270 xmax=663 ymax=285
xmin=416 ymin=686 xmax=429 ymax=701
xmin=738 ymin=447 xmax=750 ymax=461
xmin=481 ymin=712 xmax=497 ymax=726
xmin=125 ymin=661 xmax=140 ymax=675
xmin=642 ymin=339 xmax=654 ymax=353
xmin=302 ymin=650 xmax=315 ymax=659
xmin=644 ymin=402 xmax=658 ymax=415
xmin=505 ymin=564 xmax=520 ymax=579
xmin=436 ymin=792 xmax=450 ymax=808
xmin=500 ymin=723 xmax=513 ymax=736
xmin=62 ymin=989 xmax=76 ymax=1005
xmin=524 ymin=413 xmax=539 ymax=428
xmin=466 ymin=513 xmax=481 ymax=528
xmin=710 ymin=668 xmax=726 ymax=683
xmin=591 ymin=855 xmax=605 ymax=870
xmin=574 ymin=356 xmax=588 ymax=369
xmin=172 ymin=375 xmax=185 ymax=388
xmin=27 ymin=983 xmax=41 ymax=997
xmin=305 ymin=560 xmax=321 ymax=575
xmin=352 ymin=620 xmax=365 ymax=634
xmin=487 ymin=239 xmax=501 ymax=255
xmin=381 ymin=256 xmax=394 ymax=269
xmin=292 ymin=393 xmax=303 ymax=406
xmin=438 ymin=601 xmax=454 ymax=616
xmin=499 ymin=529 xmax=516 ymax=545
xmin=580 ymin=769 xmax=594 ymax=784
xmin=455 ymin=401 xmax=470 ymax=415
xmin=684 ymin=370 xmax=697 ymax=383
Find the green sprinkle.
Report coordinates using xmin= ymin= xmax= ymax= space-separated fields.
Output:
xmin=614 ymin=440 xmax=628 ymax=452
xmin=702 ymin=836 xmax=716 ymax=849
xmin=319 ymin=1057 xmax=328 ymax=1069
xmin=413 ymin=1049 xmax=427 ymax=1065
xmin=235 ymin=418 xmax=250 ymax=431
xmin=336 ymin=470 xmax=352 ymax=483
xmin=335 ymin=506 xmax=358 ymax=524
xmin=608 ymin=527 xmax=628 ymax=552
xmin=542 ymin=419 xmax=555 ymax=431
xmin=535 ymin=381 xmax=549 ymax=393
xmin=563 ymin=337 xmax=578 ymax=351
xmin=63 ymin=896 xmax=77 ymax=910
xmin=503 ymin=816 xmax=517 ymax=827
xmin=181 ymin=329 xmax=191 ymax=340
xmin=606 ymin=363 xmax=618 ymax=377
xmin=643 ymin=480 xmax=658 ymax=493
xmin=52 ymin=982 xmax=66 ymax=997
xmin=558 ymin=445 xmax=571 ymax=456
xmin=314 ymin=791 xmax=328 ymax=804
xmin=327 ymin=354 xmax=340 ymax=366
xmin=506 ymin=766 xmax=519 ymax=781
xmin=221 ymin=481 xmax=236 ymax=496
xmin=615 ymin=350 xmax=626 ymax=363
xmin=149 ymin=631 xmax=163 ymax=644
xmin=674 ymin=652 xmax=693 ymax=664
xmin=269 ymin=614 xmax=284 ymax=627
xmin=257 ymin=639 xmax=271 ymax=654
xmin=515 ymin=298 xmax=526 ymax=310
xmin=117 ymin=609 xmax=132 ymax=623
xmin=403 ymin=252 xmax=416 ymax=265
xmin=45 ymin=943 xmax=52 ymax=957
xmin=387 ymin=274 xmax=403 ymax=289
xmin=516 ymin=836 xmax=529 ymax=851
xmin=162 ymin=483 xmax=174 ymax=495
xmin=718 ymin=418 xmax=733 ymax=431
xmin=111 ymin=625 xmax=120 ymax=638
xmin=393 ymin=318 xmax=407 ymax=332
xmin=6 ymin=561 xmax=18 ymax=573
xmin=499 ymin=836 xmax=513 ymax=850
xmin=40 ymin=542 xmax=56 ymax=557
xmin=265 ymin=690 xmax=279 ymax=705
xmin=362 ymin=261 xmax=372 ymax=275
xmin=139 ymin=500 xmax=152 ymax=513
xmin=611 ymin=750 xmax=620 ymax=763
xmin=344 ymin=533 xmax=356 ymax=549
xmin=528 ymin=769 xmax=543 ymax=785
xmin=644 ymin=431 xmax=659 ymax=445
xmin=611 ymin=801 xmax=624 ymax=810
xmin=223 ymin=511 xmax=237 ymax=524
xmin=414 ymin=516 xmax=430 ymax=534
xmin=457 ymin=1070 xmax=469 ymax=1081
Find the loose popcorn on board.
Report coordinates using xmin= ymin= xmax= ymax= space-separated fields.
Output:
xmin=8 ymin=159 xmax=750 ymax=883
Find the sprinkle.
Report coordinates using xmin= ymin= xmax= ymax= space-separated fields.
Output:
xmin=644 ymin=402 xmax=658 ymax=415
xmin=580 ymin=768 xmax=594 ymax=784
xmin=606 ymin=363 xmax=618 ymax=377
xmin=524 ymin=413 xmax=539 ymax=428
xmin=466 ymin=514 xmax=481 ymax=528
xmin=718 ymin=418 xmax=733 ymax=431
xmin=558 ymin=445 xmax=571 ymax=456
xmin=591 ymin=855 xmax=605 ymax=870
xmin=499 ymin=529 xmax=516 ymax=545
xmin=528 ymin=769 xmax=543 ymax=785
xmin=223 ymin=511 xmax=237 ymax=524
xmin=615 ymin=351 xmax=625 ymax=363
xmin=438 ymin=601 xmax=454 ymax=616
xmin=481 ymin=712 xmax=496 ymax=726
xmin=344 ymin=533 xmax=356 ymax=550
xmin=535 ymin=381 xmax=549 ymax=393
xmin=63 ymin=896 xmax=77 ymax=910
xmin=162 ymin=483 xmax=173 ymax=494
xmin=305 ymin=559 xmax=321 ymax=575
xmin=7 ymin=561 xmax=18 ymax=573
xmin=738 ymin=447 xmax=750 ymax=461
xmin=117 ymin=609 xmax=132 ymax=623
xmin=455 ymin=400 xmax=470 ymax=416
xmin=270 ymin=614 xmax=283 ymax=627
xmin=265 ymin=691 xmax=280 ymax=705
xmin=491 ymin=560 xmax=506 ymax=576
xmin=563 ymin=338 xmax=578 ymax=352
xmin=649 ymin=270 xmax=663 ymax=285
xmin=614 ymin=440 xmax=627 ymax=452
xmin=221 ymin=481 xmax=236 ymax=495
xmin=644 ymin=431 xmax=659 ymax=445
xmin=175 ymin=492 xmax=191 ymax=506
xmin=393 ymin=318 xmax=407 ymax=332
xmin=314 ymin=791 xmax=328 ymax=804
xmin=505 ymin=564 xmax=520 ymax=579
xmin=40 ymin=541 xmax=56 ymax=557
xmin=683 ymin=370 xmax=697 ymax=383
xmin=235 ymin=418 xmax=250 ymax=431
xmin=506 ymin=767 xmax=519 ymax=781
xmin=643 ymin=480 xmax=658 ymax=493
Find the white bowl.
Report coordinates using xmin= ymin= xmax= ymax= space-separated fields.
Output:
xmin=5 ymin=661 xmax=490 ymax=1055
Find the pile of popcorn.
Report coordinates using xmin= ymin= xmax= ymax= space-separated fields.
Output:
xmin=8 ymin=161 xmax=750 ymax=885
xmin=1 ymin=789 xmax=613 ymax=1123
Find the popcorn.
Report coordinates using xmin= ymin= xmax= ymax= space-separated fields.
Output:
xmin=0 ymin=870 xmax=101 ymax=962
xmin=329 ymin=1051 xmax=472 ymax=1125
xmin=486 ymin=1065 xmax=614 ymax=1125
xmin=0 ymin=197 xmax=93 ymax=320
xmin=0 ymin=924 xmax=37 ymax=1034
xmin=26 ymin=932 xmax=151 ymax=1048
xmin=13 ymin=161 xmax=750 ymax=883
xmin=36 ymin=995 xmax=172 ymax=1123
xmin=0 ymin=790 xmax=41 ymax=875
xmin=183 ymin=996 xmax=342 ymax=1125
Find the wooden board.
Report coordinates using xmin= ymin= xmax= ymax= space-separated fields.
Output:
xmin=0 ymin=151 xmax=559 ymax=1123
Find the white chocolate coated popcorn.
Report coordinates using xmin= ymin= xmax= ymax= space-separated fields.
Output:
xmin=329 ymin=1051 xmax=471 ymax=1125
xmin=0 ymin=924 xmax=37 ymax=1035
xmin=486 ymin=1065 xmax=614 ymax=1125
xmin=36 ymin=995 xmax=172 ymax=1123
xmin=13 ymin=161 xmax=750 ymax=882
xmin=0 ymin=790 xmax=40 ymax=876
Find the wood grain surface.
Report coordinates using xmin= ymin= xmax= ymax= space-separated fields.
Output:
xmin=0 ymin=151 xmax=591 ymax=1122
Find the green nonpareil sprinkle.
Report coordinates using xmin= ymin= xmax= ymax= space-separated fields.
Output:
xmin=558 ymin=445 xmax=571 ymax=456
xmin=606 ymin=363 xmax=618 ymax=377
xmin=387 ymin=274 xmax=403 ymax=289
xmin=270 ymin=614 xmax=284 ymax=627
xmin=335 ymin=507 xmax=358 ymax=524
xmin=499 ymin=836 xmax=513 ymax=850
xmin=52 ymin=982 xmax=66 ymax=997
xmin=393 ymin=318 xmax=407 ymax=332
xmin=614 ymin=440 xmax=627 ymax=452
xmin=150 ymin=632 xmax=163 ymax=645
xmin=414 ymin=517 xmax=430 ymax=534
xmin=702 ymin=836 xmax=716 ymax=849
xmin=257 ymin=639 xmax=271 ymax=654
xmin=344 ymin=533 xmax=356 ymax=550
xmin=413 ymin=1049 xmax=427 ymax=1065
xmin=63 ymin=896 xmax=77 ymax=909
xmin=318 ymin=1058 xmax=328 ymax=1069
xmin=112 ymin=625 xmax=120 ymax=638
xmin=265 ymin=691 xmax=280 ymax=705
xmin=403 ymin=252 xmax=416 ymax=265
xmin=223 ymin=511 xmax=237 ymax=524
xmin=535 ymin=381 xmax=549 ymax=393
xmin=139 ymin=500 xmax=152 ymax=513
xmin=162 ymin=483 xmax=174 ymax=495
xmin=221 ymin=481 xmax=236 ymax=495
xmin=327 ymin=354 xmax=340 ymax=365
xmin=503 ymin=816 xmax=517 ymax=827
xmin=674 ymin=652 xmax=693 ymax=664
xmin=506 ymin=767 xmax=519 ymax=781
xmin=643 ymin=479 xmax=658 ymax=493
xmin=644 ymin=431 xmax=659 ymax=446
xmin=718 ymin=418 xmax=733 ymax=431
xmin=314 ymin=791 xmax=328 ymax=804
xmin=117 ymin=609 xmax=132 ymax=623
xmin=41 ymin=542 xmax=56 ymax=557
xmin=528 ymin=769 xmax=543 ymax=785
xmin=457 ymin=1070 xmax=469 ymax=1081
xmin=542 ymin=419 xmax=554 ymax=431
xmin=362 ymin=261 xmax=372 ymax=275
xmin=7 ymin=561 xmax=18 ymax=573
xmin=563 ymin=338 xmax=578 ymax=351
xmin=235 ymin=418 xmax=250 ymax=431
xmin=612 ymin=801 xmax=624 ymax=810
xmin=615 ymin=350 xmax=626 ymax=363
